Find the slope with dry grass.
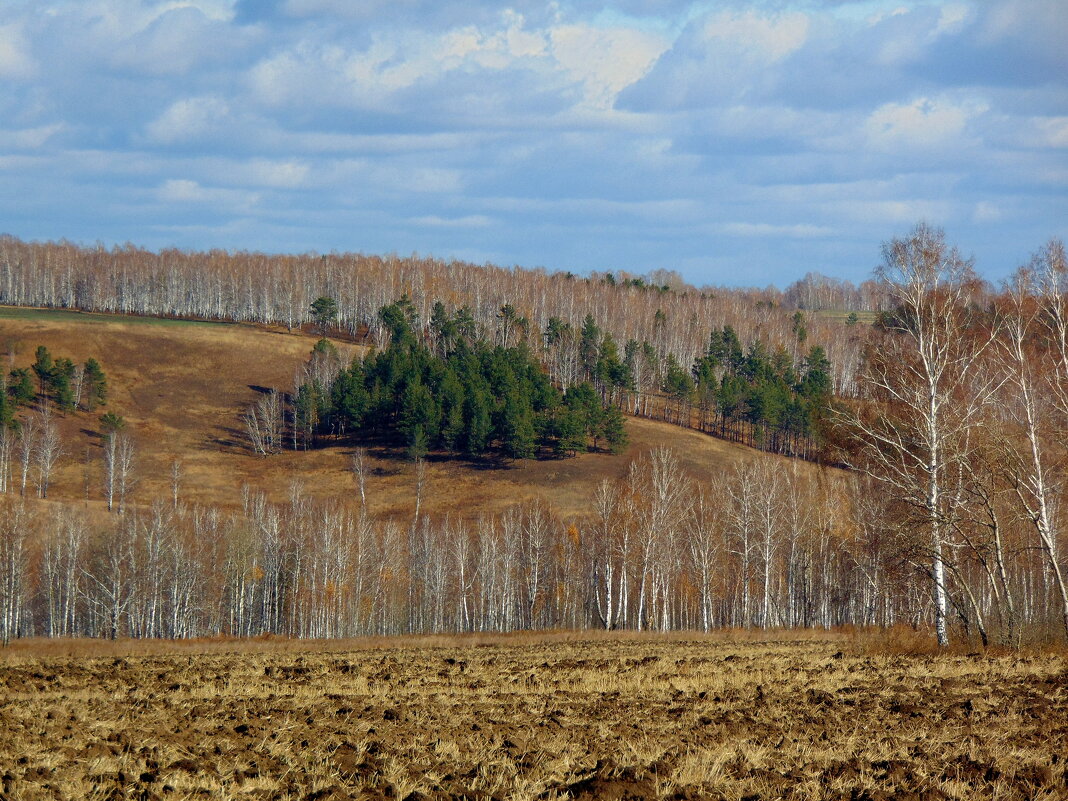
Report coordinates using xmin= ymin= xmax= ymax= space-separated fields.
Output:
xmin=0 ymin=634 xmax=1065 ymax=800
xmin=0 ymin=306 xmax=818 ymax=518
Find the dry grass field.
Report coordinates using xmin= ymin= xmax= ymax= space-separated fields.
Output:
xmin=0 ymin=306 xmax=804 ymax=518
xmin=0 ymin=633 xmax=1065 ymax=801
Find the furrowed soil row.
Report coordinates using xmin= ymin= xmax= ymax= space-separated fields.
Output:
xmin=1 ymin=639 xmax=1066 ymax=800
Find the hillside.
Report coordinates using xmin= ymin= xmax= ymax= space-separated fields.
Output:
xmin=0 ymin=306 xmax=828 ymax=520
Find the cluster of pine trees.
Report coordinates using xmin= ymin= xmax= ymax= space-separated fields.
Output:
xmin=1 ymin=346 xmax=106 ymax=428
xmin=544 ymin=311 xmax=835 ymax=458
xmin=687 ymin=327 xmax=833 ymax=457
xmin=290 ymin=298 xmax=627 ymax=460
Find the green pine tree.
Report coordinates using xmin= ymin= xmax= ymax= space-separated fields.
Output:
xmin=464 ymin=389 xmax=492 ymax=456
xmin=99 ymin=411 xmax=126 ymax=434
xmin=555 ymin=407 xmax=587 ymax=457
xmin=400 ymin=378 xmax=439 ymax=449
xmin=438 ymin=370 xmax=466 ymax=452
xmin=0 ymin=386 xmax=12 ymax=429
xmin=331 ymin=359 xmax=368 ymax=433
xmin=407 ymin=426 xmax=429 ymax=461
xmin=600 ymin=404 xmax=628 ymax=454
xmin=500 ymin=390 xmax=535 ymax=460
xmin=84 ymin=358 xmax=107 ymax=410
xmin=8 ymin=368 xmax=34 ymax=406
xmin=32 ymin=345 xmax=53 ymax=396
xmin=310 ymin=296 xmax=338 ymax=333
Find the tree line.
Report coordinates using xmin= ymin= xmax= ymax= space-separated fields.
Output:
xmin=0 ymin=449 xmax=924 ymax=644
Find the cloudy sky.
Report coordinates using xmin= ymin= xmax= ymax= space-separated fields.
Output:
xmin=0 ymin=0 xmax=1065 ymax=287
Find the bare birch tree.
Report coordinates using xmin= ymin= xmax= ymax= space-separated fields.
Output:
xmin=842 ymin=223 xmax=998 ymax=646
xmin=116 ymin=433 xmax=136 ymax=514
xmin=170 ymin=458 xmax=182 ymax=509
xmin=244 ymin=389 xmax=283 ymax=457
xmin=16 ymin=416 xmax=37 ymax=497
xmin=994 ymin=243 xmax=1068 ymax=639
xmin=0 ymin=427 xmax=12 ymax=494
xmin=34 ymin=411 xmax=62 ymax=499
xmin=42 ymin=508 xmax=85 ymax=637
xmin=0 ymin=498 xmax=30 ymax=645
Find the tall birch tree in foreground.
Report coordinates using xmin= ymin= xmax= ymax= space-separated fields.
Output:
xmin=843 ymin=224 xmax=997 ymax=646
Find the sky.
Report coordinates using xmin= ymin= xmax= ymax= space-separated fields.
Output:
xmin=0 ymin=0 xmax=1065 ymax=288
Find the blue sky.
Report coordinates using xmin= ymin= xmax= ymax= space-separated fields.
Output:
xmin=1 ymin=0 xmax=1065 ymax=287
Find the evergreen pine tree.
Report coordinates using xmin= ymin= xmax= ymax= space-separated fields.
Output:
xmin=555 ymin=407 xmax=587 ymax=456
xmin=84 ymin=358 xmax=107 ymax=410
xmin=0 ymin=385 xmax=12 ymax=429
xmin=407 ymin=426 xmax=429 ymax=461
xmin=600 ymin=404 xmax=628 ymax=454
xmin=400 ymin=378 xmax=439 ymax=451
xmin=32 ymin=345 xmax=53 ymax=396
xmin=8 ymin=369 xmax=34 ymax=406
xmin=464 ymin=389 xmax=492 ymax=456
xmin=500 ymin=390 xmax=535 ymax=460
xmin=50 ymin=358 xmax=76 ymax=411
xmin=100 ymin=411 xmax=126 ymax=434
xmin=310 ymin=296 xmax=338 ymax=333
xmin=331 ymin=359 xmax=368 ymax=433
xmin=438 ymin=370 xmax=466 ymax=452
xmin=579 ymin=314 xmax=600 ymax=380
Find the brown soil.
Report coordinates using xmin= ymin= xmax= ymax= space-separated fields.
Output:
xmin=0 ymin=635 xmax=1065 ymax=800
xmin=0 ymin=307 xmax=817 ymax=518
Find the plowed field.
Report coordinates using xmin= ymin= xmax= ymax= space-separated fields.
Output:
xmin=2 ymin=636 xmax=1066 ymax=800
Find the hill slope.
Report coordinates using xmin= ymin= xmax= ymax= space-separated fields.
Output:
xmin=0 ymin=306 xmax=833 ymax=518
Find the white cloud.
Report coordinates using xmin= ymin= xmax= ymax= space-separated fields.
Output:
xmin=243 ymin=159 xmax=310 ymax=188
xmin=935 ymin=4 xmax=971 ymax=36
xmin=0 ymin=124 xmax=64 ymax=150
xmin=1037 ymin=117 xmax=1068 ymax=148
xmin=157 ymin=179 xmax=260 ymax=207
xmin=865 ymin=97 xmax=987 ymax=151
xmin=698 ymin=10 xmax=809 ymax=62
xmin=550 ymin=23 xmax=669 ymax=108
xmin=972 ymin=201 xmax=1002 ymax=223
xmin=615 ymin=8 xmax=812 ymax=110
xmin=246 ymin=13 xmax=668 ymax=116
xmin=146 ymin=96 xmax=230 ymax=144
xmin=158 ymin=178 xmax=205 ymax=202
xmin=704 ymin=105 xmax=841 ymax=141
xmin=107 ymin=5 xmax=251 ymax=76
xmin=0 ymin=23 xmax=36 ymax=79
xmin=191 ymin=157 xmax=313 ymax=189
xmin=831 ymin=198 xmax=960 ymax=225
xmin=323 ymin=160 xmax=463 ymax=194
